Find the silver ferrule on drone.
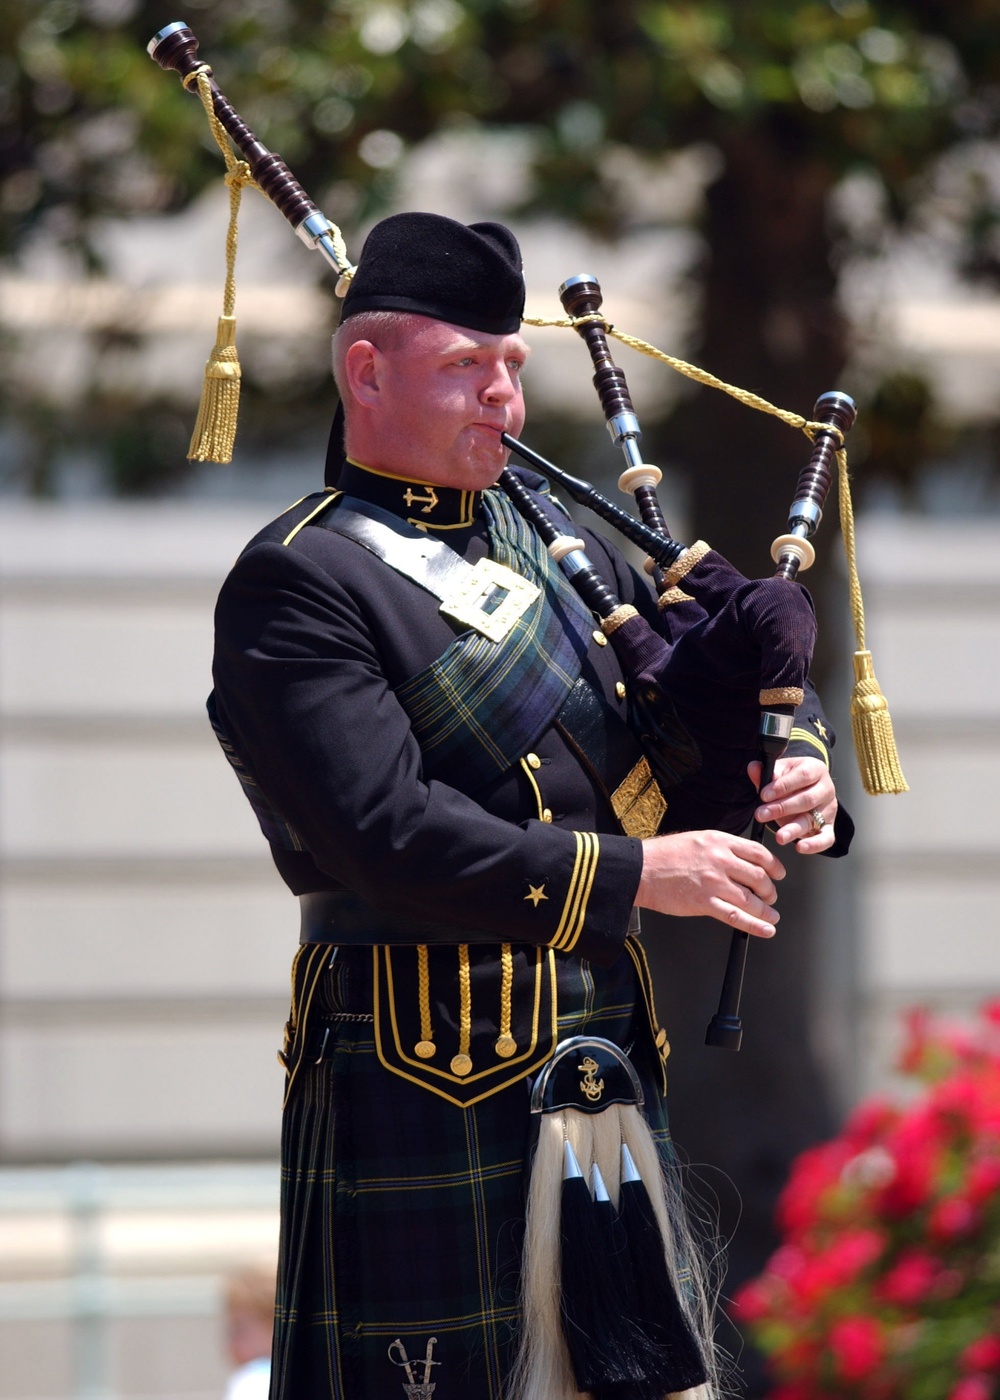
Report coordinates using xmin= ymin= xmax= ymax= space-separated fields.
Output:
xmin=787 ymin=496 xmax=824 ymax=536
xmin=606 ymin=410 xmax=643 ymax=459
xmin=294 ymin=211 xmax=352 ymax=274
xmin=759 ymin=711 xmax=794 ymax=743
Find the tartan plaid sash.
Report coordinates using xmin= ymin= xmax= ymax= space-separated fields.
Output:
xmin=394 ymin=487 xmax=596 ymax=792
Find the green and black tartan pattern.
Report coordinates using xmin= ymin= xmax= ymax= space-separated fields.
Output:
xmin=394 ymin=488 xmax=596 ymax=793
xmin=271 ymin=945 xmax=672 ymax=1400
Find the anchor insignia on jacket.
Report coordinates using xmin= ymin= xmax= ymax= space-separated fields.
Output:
xmin=389 ymin=1336 xmax=439 ymax=1398
xmin=403 ymin=486 xmax=439 ymax=514
xmin=579 ymin=1055 xmax=605 ymax=1102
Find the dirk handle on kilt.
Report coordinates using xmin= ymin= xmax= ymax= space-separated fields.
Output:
xmin=705 ymin=390 xmax=857 ymax=1051
xmin=147 ymin=22 xmax=351 ymax=277
xmin=559 ymin=273 xmax=672 ymax=556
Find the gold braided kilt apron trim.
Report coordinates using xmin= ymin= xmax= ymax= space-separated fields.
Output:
xmin=271 ymin=940 xmax=675 ymax=1400
xmin=373 ymin=944 xmax=559 ymax=1106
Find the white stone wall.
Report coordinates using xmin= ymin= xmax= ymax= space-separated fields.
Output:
xmin=853 ymin=517 xmax=1000 ymax=1092
xmin=0 ymin=504 xmax=295 ymax=1161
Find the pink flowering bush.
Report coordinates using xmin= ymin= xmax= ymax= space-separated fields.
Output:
xmin=732 ymin=1003 xmax=1000 ymax=1399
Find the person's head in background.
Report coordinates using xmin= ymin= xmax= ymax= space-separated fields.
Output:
xmin=223 ymin=1262 xmax=276 ymax=1368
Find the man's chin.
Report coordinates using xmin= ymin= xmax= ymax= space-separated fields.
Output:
xmin=463 ymin=444 xmax=509 ymax=489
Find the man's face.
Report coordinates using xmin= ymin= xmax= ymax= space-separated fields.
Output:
xmin=346 ymin=317 xmax=529 ymax=490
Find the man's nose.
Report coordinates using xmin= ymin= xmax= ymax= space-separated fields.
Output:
xmin=481 ymin=360 xmax=517 ymax=403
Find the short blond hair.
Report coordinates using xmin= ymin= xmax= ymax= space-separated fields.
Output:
xmin=331 ymin=309 xmax=420 ymax=400
xmin=223 ymin=1262 xmax=276 ymax=1324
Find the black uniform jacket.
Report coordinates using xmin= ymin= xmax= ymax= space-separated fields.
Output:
xmin=210 ymin=461 xmax=847 ymax=978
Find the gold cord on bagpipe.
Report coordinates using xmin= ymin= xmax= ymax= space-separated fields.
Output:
xmin=522 ymin=311 xmax=907 ymax=799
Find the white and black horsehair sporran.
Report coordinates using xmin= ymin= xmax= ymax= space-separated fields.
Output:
xmin=512 ymin=1037 xmax=718 ymax=1400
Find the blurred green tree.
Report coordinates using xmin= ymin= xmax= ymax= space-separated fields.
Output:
xmin=1 ymin=0 xmax=997 ymax=518
xmin=4 ymin=0 xmax=999 ymax=515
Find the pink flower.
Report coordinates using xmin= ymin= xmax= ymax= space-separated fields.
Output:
xmin=792 ymin=1228 xmax=883 ymax=1303
xmin=899 ymin=1006 xmax=934 ymax=1074
xmin=876 ymin=1249 xmax=942 ymax=1306
xmin=730 ymin=1279 xmax=770 ymax=1324
xmin=829 ymin=1315 xmax=885 ymax=1381
xmin=968 ymin=1158 xmax=1000 ymax=1206
xmin=844 ymin=1097 xmax=898 ymax=1149
xmin=930 ymin=1196 xmax=981 ymax=1242
xmin=777 ymin=1141 xmax=853 ymax=1235
xmin=962 ymin=1337 xmax=1000 ymax=1373
xmin=878 ymin=1111 xmax=942 ymax=1216
xmin=949 ymin=1378 xmax=994 ymax=1400
xmin=738 ymin=1004 xmax=1000 ymax=1395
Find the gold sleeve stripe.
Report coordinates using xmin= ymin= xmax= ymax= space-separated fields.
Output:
xmin=565 ymin=834 xmax=600 ymax=953
xmin=552 ymin=831 xmax=585 ymax=949
xmin=789 ymin=727 xmax=830 ymax=766
xmin=551 ymin=831 xmax=600 ymax=953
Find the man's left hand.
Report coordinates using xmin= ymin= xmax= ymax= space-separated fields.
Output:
xmin=749 ymin=756 xmax=837 ymax=855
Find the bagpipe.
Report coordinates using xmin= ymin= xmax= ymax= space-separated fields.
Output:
xmin=148 ymin=23 xmax=907 ymax=1058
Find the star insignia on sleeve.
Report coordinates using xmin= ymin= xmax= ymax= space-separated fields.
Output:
xmin=524 ymin=884 xmax=549 ymax=907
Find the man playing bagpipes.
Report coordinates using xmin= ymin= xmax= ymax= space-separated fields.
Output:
xmin=208 ymin=212 xmax=852 ymax=1400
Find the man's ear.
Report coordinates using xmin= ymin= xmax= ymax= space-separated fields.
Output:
xmin=344 ymin=340 xmax=382 ymax=408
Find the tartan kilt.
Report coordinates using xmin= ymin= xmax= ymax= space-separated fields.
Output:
xmin=270 ymin=941 xmax=672 ymax=1400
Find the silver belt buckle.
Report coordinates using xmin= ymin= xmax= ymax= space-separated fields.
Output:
xmin=439 ymin=558 xmax=540 ymax=642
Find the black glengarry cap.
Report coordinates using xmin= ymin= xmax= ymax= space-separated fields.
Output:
xmin=341 ymin=212 xmax=525 ymax=334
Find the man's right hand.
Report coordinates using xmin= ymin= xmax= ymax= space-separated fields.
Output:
xmin=635 ymin=831 xmax=786 ymax=939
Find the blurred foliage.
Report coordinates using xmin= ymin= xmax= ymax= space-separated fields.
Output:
xmin=857 ymin=369 xmax=953 ymax=503
xmin=3 ymin=0 xmax=1000 ymax=249
xmin=3 ymin=0 xmax=1000 ymax=502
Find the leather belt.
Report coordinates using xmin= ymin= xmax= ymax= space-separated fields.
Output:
xmin=299 ymin=890 xmax=640 ymax=945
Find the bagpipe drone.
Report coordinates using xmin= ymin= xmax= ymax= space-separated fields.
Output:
xmin=147 ymin=22 xmax=907 ymax=1060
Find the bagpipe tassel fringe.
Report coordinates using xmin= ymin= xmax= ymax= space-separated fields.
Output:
xmin=188 ymin=315 xmax=241 ymax=464
xmin=850 ymin=649 xmax=908 ymax=796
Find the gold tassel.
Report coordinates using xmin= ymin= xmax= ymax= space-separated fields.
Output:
xmin=184 ymin=69 xmax=259 ymax=465
xmin=188 ymin=315 xmax=241 ymax=463
xmin=851 ymin=649 xmax=909 ymax=795
xmin=836 ymin=446 xmax=909 ymax=795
